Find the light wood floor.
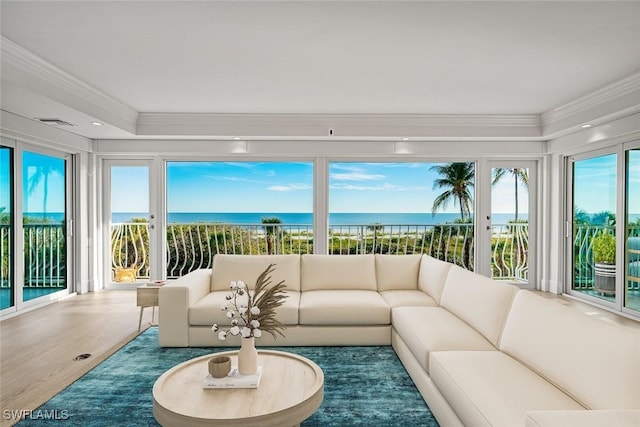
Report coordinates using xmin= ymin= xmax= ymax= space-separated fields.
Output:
xmin=0 ymin=290 xmax=153 ymax=427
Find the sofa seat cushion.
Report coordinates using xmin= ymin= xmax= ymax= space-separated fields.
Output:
xmin=392 ymin=306 xmax=496 ymax=371
xmin=380 ymin=290 xmax=437 ymax=308
xmin=189 ymin=290 xmax=300 ymax=326
xmin=299 ymin=290 xmax=390 ymax=325
xmin=430 ymin=351 xmax=584 ymax=427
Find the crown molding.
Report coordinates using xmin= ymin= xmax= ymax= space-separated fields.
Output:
xmin=2 ymin=35 xmax=637 ymax=141
xmin=137 ymin=112 xmax=542 ymax=139
xmin=1 ymin=36 xmax=138 ymax=134
xmin=542 ymin=71 xmax=640 ymax=136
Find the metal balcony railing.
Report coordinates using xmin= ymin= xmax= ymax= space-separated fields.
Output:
xmin=573 ymin=224 xmax=640 ymax=291
xmin=0 ymin=223 xmax=66 ymax=288
xmin=113 ymin=222 xmax=476 ymax=280
xmin=3 ymin=221 xmax=637 ymax=290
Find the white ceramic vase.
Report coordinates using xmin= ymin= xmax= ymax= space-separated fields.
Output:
xmin=238 ymin=336 xmax=258 ymax=375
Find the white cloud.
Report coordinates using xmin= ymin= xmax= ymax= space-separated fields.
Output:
xmin=267 ymin=184 xmax=312 ymax=192
xmin=332 ymin=172 xmax=385 ymax=181
xmin=268 ymin=186 xmax=292 ymax=192
xmin=331 ymin=183 xmax=426 ymax=191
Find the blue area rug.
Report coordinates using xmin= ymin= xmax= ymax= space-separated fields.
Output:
xmin=18 ymin=328 xmax=439 ymax=426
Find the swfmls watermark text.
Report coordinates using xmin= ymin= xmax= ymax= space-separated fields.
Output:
xmin=3 ymin=409 xmax=70 ymax=422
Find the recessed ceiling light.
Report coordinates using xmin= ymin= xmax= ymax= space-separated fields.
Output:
xmin=580 ymin=124 xmax=593 ymax=129
xmin=91 ymin=121 xmax=103 ymax=126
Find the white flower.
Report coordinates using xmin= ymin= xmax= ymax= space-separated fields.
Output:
xmin=220 ymin=303 xmax=228 ymax=311
xmin=238 ymin=306 xmax=248 ymax=315
xmin=218 ymin=331 xmax=227 ymax=340
xmin=211 ymin=324 xmax=218 ymax=332
xmin=241 ymin=327 xmax=251 ymax=338
xmin=230 ymin=281 xmax=237 ymax=289
xmin=231 ymin=319 xmax=239 ymax=326
xmin=225 ymin=292 xmax=233 ymax=300
xmin=250 ymin=306 xmax=260 ymax=315
xmin=253 ymin=329 xmax=262 ymax=338
xmin=226 ymin=311 xmax=234 ymax=318
xmin=230 ymin=326 xmax=240 ymax=335
xmin=237 ymin=280 xmax=246 ymax=290
xmin=250 ymin=320 xmax=260 ymax=328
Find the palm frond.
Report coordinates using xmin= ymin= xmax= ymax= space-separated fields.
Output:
xmin=252 ymin=263 xmax=288 ymax=339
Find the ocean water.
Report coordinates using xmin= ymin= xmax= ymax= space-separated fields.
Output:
xmin=22 ymin=211 xmax=640 ymax=225
xmin=112 ymin=212 xmax=528 ymax=225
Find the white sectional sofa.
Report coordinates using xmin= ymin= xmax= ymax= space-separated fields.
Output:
xmin=159 ymin=254 xmax=640 ymax=427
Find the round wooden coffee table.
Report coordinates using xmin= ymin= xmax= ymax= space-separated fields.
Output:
xmin=153 ymin=350 xmax=324 ymax=427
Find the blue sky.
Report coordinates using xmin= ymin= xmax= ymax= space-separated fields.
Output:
xmin=573 ymin=152 xmax=640 ymax=215
xmin=0 ymin=150 xmax=66 ymax=214
xmin=160 ymin=161 xmax=529 ymax=214
xmin=4 ymin=154 xmax=639 ymax=216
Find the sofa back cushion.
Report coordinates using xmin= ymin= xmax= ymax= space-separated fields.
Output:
xmin=439 ymin=265 xmax=518 ymax=346
xmin=418 ymin=255 xmax=454 ymax=303
xmin=375 ymin=254 xmax=422 ymax=291
xmin=301 ymin=255 xmax=377 ymax=291
xmin=211 ymin=255 xmax=301 ymax=292
xmin=500 ymin=290 xmax=640 ymax=410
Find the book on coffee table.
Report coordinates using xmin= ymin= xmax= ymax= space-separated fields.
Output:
xmin=202 ymin=366 xmax=263 ymax=389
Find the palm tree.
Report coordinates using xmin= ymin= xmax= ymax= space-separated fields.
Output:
xmin=26 ymin=160 xmax=60 ymax=219
xmin=492 ymin=168 xmax=529 ymax=221
xmin=367 ymin=223 xmax=383 ymax=253
xmin=430 ymin=163 xmax=475 ymax=220
xmin=261 ymin=217 xmax=282 ymax=255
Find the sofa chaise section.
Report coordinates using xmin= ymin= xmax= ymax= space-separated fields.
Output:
xmin=428 ymin=290 xmax=640 ymax=426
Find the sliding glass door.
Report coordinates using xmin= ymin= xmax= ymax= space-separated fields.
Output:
xmin=1 ymin=142 xmax=72 ymax=315
xmin=568 ymin=141 xmax=640 ymax=316
xmin=22 ymin=151 xmax=68 ymax=301
xmin=570 ymin=153 xmax=617 ymax=303
xmin=625 ymin=148 xmax=640 ymax=313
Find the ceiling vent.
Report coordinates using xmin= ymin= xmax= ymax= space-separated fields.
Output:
xmin=35 ymin=118 xmax=75 ymax=127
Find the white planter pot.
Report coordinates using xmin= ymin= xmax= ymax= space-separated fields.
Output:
xmin=594 ymin=263 xmax=616 ymax=295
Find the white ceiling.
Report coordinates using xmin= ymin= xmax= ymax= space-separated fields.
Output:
xmin=1 ymin=1 xmax=640 ymax=140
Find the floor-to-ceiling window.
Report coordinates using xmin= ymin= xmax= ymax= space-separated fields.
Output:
xmin=570 ymin=153 xmax=617 ymax=302
xmin=568 ymin=142 xmax=640 ymax=317
xmin=328 ymin=161 xmax=475 ymax=269
xmin=625 ymin=148 xmax=640 ymax=313
xmin=164 ymin=161 xmax=314 ymax=277
xmin=102 ymin=154 xmax=540 ymax=283
xmin=1 ymin=142 xmax=71 ymax=316
xmin=22 ymin=150 xmax=68 ymax=301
